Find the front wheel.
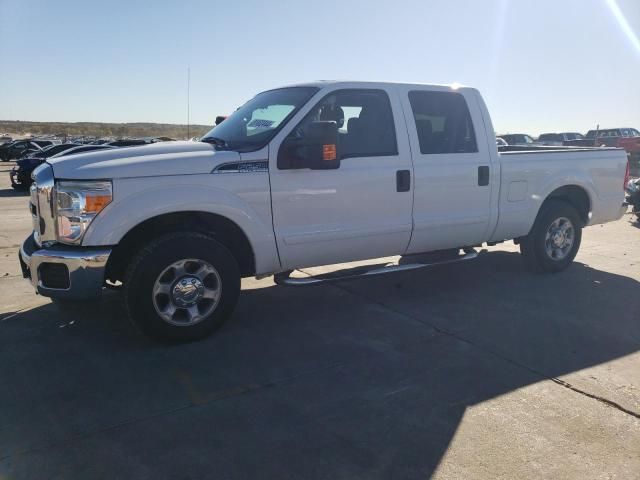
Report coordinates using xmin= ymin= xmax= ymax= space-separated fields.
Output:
xmin=520 ymin=200 xmax=583 ymax=273
xmin=123 ymin=232 xmax=240 ymax=343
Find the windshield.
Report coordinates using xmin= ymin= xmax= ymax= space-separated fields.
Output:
xmin=201 ymin=87 xmax=318 ymax=152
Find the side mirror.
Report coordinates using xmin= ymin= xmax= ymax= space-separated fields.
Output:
xmin=278 ymin=121 xmax=340 ymax=170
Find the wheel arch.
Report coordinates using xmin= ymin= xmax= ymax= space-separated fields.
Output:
xmin=105 ymin=211 xmax=256 ymax=282
xmin=540 ymin=184 xmax=591 ymax=226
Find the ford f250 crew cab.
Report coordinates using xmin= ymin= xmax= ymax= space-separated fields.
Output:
xmin=19 ymin=81 xmax=629 ymax=342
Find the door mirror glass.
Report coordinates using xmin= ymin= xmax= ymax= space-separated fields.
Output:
xmin=278 ymin=121 xmax=340 ymax=170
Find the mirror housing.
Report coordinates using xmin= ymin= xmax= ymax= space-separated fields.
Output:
xmin=278 ymin=121 xmax=340 ymax=170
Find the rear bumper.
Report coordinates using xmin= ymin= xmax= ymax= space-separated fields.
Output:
xmin=19 ymin=233 xmax=112 ymax=300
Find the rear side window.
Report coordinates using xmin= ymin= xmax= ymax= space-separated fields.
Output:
xmin=409 ymin=91 xmax=478 ymax=154
xmin=291 ymin=89 xmax=397 ymax=159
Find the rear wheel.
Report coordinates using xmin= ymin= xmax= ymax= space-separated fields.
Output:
xmin=520 ymin=200 xmax=582 ymax=273
xmin=124 ymin=232 xmax=240 ymax=343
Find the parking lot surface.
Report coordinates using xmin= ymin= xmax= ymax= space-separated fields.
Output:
xmin=1 ymin=162 xmax=639 ymax=479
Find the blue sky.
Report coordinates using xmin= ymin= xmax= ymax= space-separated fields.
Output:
xmin=0 ymin=0 xmax=639 ymax=135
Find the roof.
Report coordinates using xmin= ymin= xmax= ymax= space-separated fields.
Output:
xmin=274 ymin=80 xmax=473 ymax=92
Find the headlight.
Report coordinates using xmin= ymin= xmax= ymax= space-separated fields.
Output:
xmin=54 ymin=180 xmax=112 ymax=244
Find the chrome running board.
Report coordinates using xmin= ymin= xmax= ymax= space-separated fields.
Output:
xmin=274 ymin=250 xmax=478 ymax=286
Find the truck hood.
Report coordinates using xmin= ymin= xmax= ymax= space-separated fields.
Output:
xmin=48 ymin=141 xmax=241 ymax=179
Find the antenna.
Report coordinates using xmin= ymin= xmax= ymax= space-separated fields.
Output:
xmin=187 ymin=67 xmax=191 ymax=139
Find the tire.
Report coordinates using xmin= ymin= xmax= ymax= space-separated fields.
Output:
xmin=123 ymin=232 xmax=240 ymax=343
xmin=520 ymin=199 xmax=583 ymax=273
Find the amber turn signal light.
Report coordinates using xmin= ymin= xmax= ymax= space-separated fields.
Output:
xmin=85 ymin=194 xmax=112 ymax=213
xmin=322 ymin=144 xmax=336 ymax=161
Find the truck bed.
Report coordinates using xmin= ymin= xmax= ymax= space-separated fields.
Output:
xmin=490 ymin=146 xmax=627 ymax=243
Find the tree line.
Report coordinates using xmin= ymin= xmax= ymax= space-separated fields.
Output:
xmin=0 ymin=120 xmax=212 ymax=139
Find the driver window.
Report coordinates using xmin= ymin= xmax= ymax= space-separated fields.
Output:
xmin=290 ymin=89 xmax=398 ymax=159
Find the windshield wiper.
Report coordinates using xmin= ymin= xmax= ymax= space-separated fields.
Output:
xmin=201 ymin=136 xmax=228 ymax=149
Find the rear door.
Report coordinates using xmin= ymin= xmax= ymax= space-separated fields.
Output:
xmin=398 ymin=86 xmax=494 ymax=253
xmin=269 ymin=85 xmax=414 ymax=270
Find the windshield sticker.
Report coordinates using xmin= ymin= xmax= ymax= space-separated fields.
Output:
xmin=248 ymin=119 xmax=275 ymax=128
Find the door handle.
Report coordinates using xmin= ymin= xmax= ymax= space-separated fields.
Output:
xmin=478 ymin=166 xmax=489 ymax=186
xmin=396 ymin=170 xmax=410 ymax=192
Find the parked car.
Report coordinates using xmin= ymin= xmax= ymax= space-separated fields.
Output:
xmin=563 ymin=128 xmax=639 ymax=147
xmin=0 ymin=139 xmax=55 ymax=161
xmin=19 ymin=81 xmax=628 ymax=343
xmin=499 ymin=134 xmax=535 ymax=146
xmin=27 ymin=143 xmax=80 ymax=159
xmin=496 ymin=137 xmax=508 ymax=147
xmin=536 ymin=132 xmax=584 ymax=146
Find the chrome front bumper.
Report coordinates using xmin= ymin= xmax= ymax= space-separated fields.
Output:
xmin=19 ymin=233 xmax=112 ymax=299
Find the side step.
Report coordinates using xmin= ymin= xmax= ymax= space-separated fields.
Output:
xmin=274 ymin=249 xmax=478 ymax=286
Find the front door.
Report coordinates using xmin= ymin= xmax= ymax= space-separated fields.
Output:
xmin=269 ymin=86 xmax=414 ymax=270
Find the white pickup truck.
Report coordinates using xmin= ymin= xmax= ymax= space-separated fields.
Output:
xmin=19 ymin=81 xmax=629 ymax=342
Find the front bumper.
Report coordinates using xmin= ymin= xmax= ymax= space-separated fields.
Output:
xmin=19 ymin=233 xmax=112 ymax=299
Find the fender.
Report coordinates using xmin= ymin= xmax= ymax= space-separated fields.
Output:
xmin=537 ymin=170 xmax=595 ymax=210
xmin=522 ymin=170 xmax=596 ymax=236
xmin=82 ymin=174 xmax=281 ymax=275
